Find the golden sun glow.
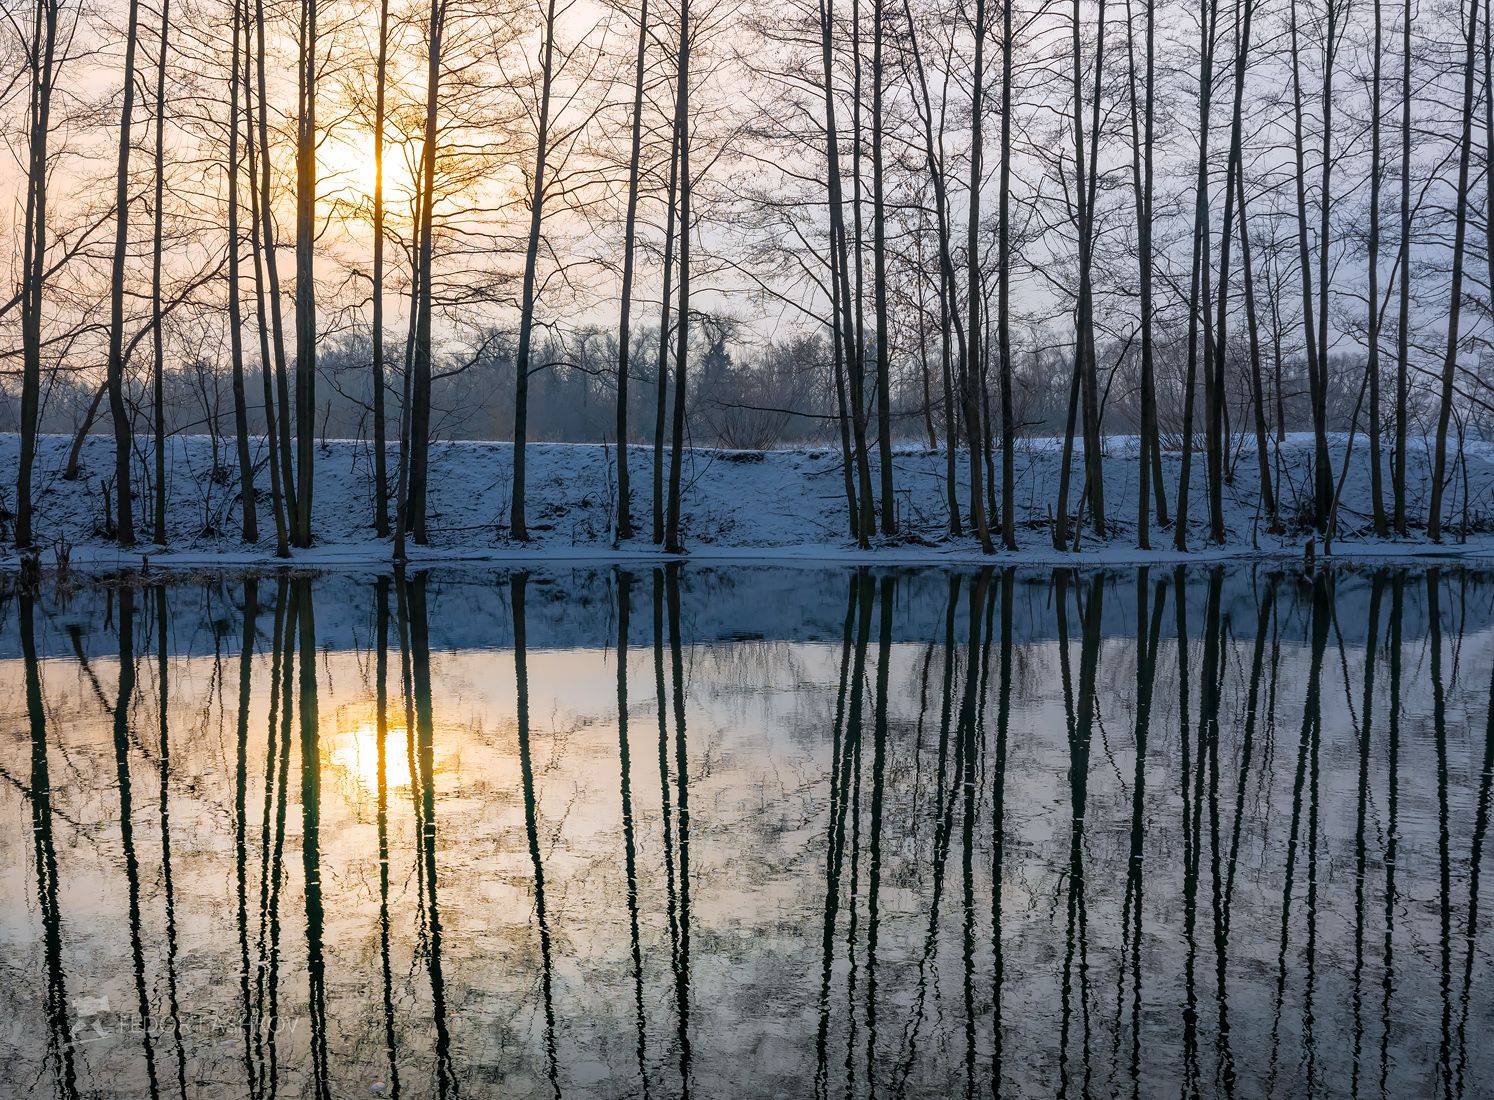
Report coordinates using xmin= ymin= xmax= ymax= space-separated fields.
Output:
xmin=319 ymin=131 xmax=416 ymax=212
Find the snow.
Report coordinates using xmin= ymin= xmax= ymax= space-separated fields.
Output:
xmin=1 ymin=430 xmax=1491 ymax=570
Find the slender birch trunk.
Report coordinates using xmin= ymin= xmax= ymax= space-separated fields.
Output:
xmin=663 ymin=0 xmax=692 ymax=554
xmin=1428 ymin=0 xmax=1479 ymax=541
xmin=371 ymin=0 xmax=391 ymax=537
xmin=106 ymin=0 xmax=146 ymax=545
xmin=615 ymin=0 xmax=650 ymax=541
xmin=511 ymin=0 xmax=562 ymax=542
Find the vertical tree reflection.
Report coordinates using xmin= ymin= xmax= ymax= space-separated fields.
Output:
xmin=1114 ymin=570 xmax=1165 ymax=1100
xmin=112 ymin=587 xmax=160 ymax=1099
xmin=374 ymin=575 xmax=401 ymax=1098
xmin=255 ymin=575 xmax=294 ymax=1096
xmin=407 ymin=572 xmax=457 ymax=1099
xmin=22 ymin=592 xmax=78 ymax=1100
xmin=815 ymin=572 xmax=862 ymax=1100
xmin=512 ymin=571 xmax=558 ymax=1100
xmin=234 ymin=579 xmax=260 ymax=1098
xmin=614 ymin=569 xmax=650 ymax=1098
xmin=7 ymin=562 xmax=1494 ymax=1097
xmin=1057 ymin=570 xmax=1101 ymax=1100
xmin=665 ymin=562 xmax=694 ymax=1100
xmin=154 ymin=587 xmax=188 ymax=1100
xmin=296 ymin=578 xmax=331 ymax=1100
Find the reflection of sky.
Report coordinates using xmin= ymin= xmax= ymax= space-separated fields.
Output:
xmin=2 ymin=576 xmax=1494 ymax=1098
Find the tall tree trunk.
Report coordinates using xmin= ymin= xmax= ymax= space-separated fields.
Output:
xmin=664 ymin=0 xmax=691 ymax=554
xmin=615 ymin=0 xmax=650 ymax=542
xmin=997 ymin=0 xmax=1016 ymax=549
xmin=901 ymin=0 xmax=971 ymax=542
xmin=244 ymin=4 xmax=288 ymax=556
xmin=1236 ymin=164 xmax=1277 ymax=529
xmin=832 ymin=248 xmax=860 ymax=535
xmin=371 ymin=0 xmax=391 ymax=537
xmin=151 ymin=0 xmax=176 ymax=544
xmin=1288 ymin=0 xmax=1327 ymax=530
xmin=1312 ymin=0 xmax=1342 ymax=528
xmin=1079 ymin=0 xmax=1108 ymax=539
xmin=1211 ymin=0 xmax=1256 ymax=545
xmin=224 ymin=0 xmax=258 ymax=544
xmin=292 ymin=0 xmax=318 ymax=547
xmin=1174 ymin=0 xmax=1219 ymax=551
xmin=17 ymin=0 xmax=59 ymax=549
xmin=872 ymin=0 xmax=895 ymax=535
xmin=964 ymin=0 xmax=995 ymax=553
xmin=1428 ymin=0 xmax=1479 ymax=541
xmin=255 ymin=0 xmax=297 ymax=527
xmin=849 ymin=0 xmax=875 ymax=544
xmin=1366 ymin=0 xmax=1388 ymax=536
xmin=1393 ymin=0 xmax=1411 ymax=534
xmin=1057 ymin=0 xmax=1109 ymax=548
xmin=409 ymin=0 xmax=445 ymax=546
xmin=511 ymin=0 xmax=562 ymax=542
xmin=653 ymin=123 xmax=680 ymax=545
xmin=107 ymin=0 xmax=146 ymax=545
xmin=821 ymin=0 xmax=866 ymax=541
xmin=1124 ymin=0 xmax=1160 ymax=547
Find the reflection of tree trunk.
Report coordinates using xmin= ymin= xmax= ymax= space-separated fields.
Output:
xmin=512 ymin=573 xmax=560 ymax=1098
xmin=1056 ymin=571 xmax=1099 ymax=1093
xmin=234 ymin=580 xmax=261 ymax=1096
xmin=990 ymin=568 xmax=1015 ymax=1089
xmin=664 ymin=564 xmax=694 ymax=1090
xmin=864 ymin=575 xmax=894 ymax=1081
xmin=814 ymin=575 xmax=860 ymax=1100
xmin=22 ymin=593 xmax=78 ymax=1094
xmin=1349 ymin=575 xmax=1384 ymax=1095
xmin=112 ymin=591 xmax=157 ymax=1090
xmin=1266 ymin=571 xmax=1329 ymax=1096
xmin=1452 ymin=584 xmax=1494 ymax=1092
xmin=156 ymin=590 xmax=188 ymax=1095
xmin=1428 ymin=570 xmax=1453 ymax=1096
xmin=255 ymin=578 xmax=295 ymax=1089
xmin=409 ymin=574 xmax=457 ymax=1096
xmin=374 ymin=576 xmax=400 ymax=1095
xmin=1379 ymin=574 xmax=1402 ymax=1090
xmin=615 ymin=571 xmax=650 ymax=1095
xmin=297 ymin=579 xmax=331 ymax=1100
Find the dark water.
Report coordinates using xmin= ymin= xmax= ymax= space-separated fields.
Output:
xmin=1 ymin=564 xmax=1492 ymax=1100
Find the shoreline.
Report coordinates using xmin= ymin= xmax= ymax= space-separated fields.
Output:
xmin=6 ymin=535 xmax=1492 ymax=574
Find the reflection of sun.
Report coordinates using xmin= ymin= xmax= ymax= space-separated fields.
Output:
xmin=329 ymin=714 xmax=413 ymax=795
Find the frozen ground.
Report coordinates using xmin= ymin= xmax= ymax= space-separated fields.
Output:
xmin=1 ymin=431 xmax=1491 ymax=569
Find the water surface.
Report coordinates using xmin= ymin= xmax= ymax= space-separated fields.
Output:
xmin=2 ymin=563 xmax=1491 ymax=1099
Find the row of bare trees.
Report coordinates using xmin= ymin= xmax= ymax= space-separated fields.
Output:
xmin=5 ymin=0 xmax=1494 ymax=554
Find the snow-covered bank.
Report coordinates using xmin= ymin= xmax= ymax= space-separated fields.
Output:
xmin=3 ymin=431 xmax=1492 ymax=569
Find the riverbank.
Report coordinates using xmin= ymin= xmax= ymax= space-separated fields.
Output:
xmin=3 ymin=432 xmax=1491 ymax=570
